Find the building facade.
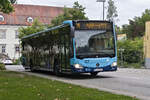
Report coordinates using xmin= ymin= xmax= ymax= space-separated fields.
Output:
xmin=144 ymin=21 xmax=150 ymax=68
xmin=0 ymin=4 xmax=63 ymax=60
xmin=117 ymin=34 xmax=127 ymax=41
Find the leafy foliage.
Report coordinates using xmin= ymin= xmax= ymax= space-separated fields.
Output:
xmin=117 ymin=38 xmax=144 ymax=67
xmin=0 ymin=0 xmax=16 ymax=14
xmin=19 ymin=2 xmax=87 ymax=38
xmin=13 ymin=59 xmax=20 ymax=65
xmin=19 ymin=19 xmax=45 ymax=38
xmin=51 ymin=1 xmax=88 ymax=26
xmin=9 ymin=0 xmax=16 ymax=4
xmin=115 ymin=25 xmax=122 ymax=34
xmin=0 ymin=63 xmax=5 ymax=70
xmin=107 ymin=0 xmax=118 ymax=21
xmin=122 ymin=9 xmax=150 ymax=39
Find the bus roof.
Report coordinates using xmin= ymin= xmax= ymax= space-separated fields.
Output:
xmin=21 ymin=24 xmax=68 ymax=40
xmin=21 ymin=20 xmax=113 ymax=40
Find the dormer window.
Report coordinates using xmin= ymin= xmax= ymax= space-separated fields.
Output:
xmin=0 ymin=15 xmax=4 ymax=22
xmin=27 ymin=17 xmax=33 ymax=23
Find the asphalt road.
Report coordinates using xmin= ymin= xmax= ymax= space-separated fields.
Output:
xmin=6 ymin=65 xmax=150 ymax=100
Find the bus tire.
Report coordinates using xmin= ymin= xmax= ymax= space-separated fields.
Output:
xmin=30 ymin=59 xmax=35 ymax=72
xmin=90 ymin=72 xmax=98 ymax=77
xmin=54 ymin=60 xmax=61 ymax=76
xmin=54 ymin=65 xmax=61 ymax=76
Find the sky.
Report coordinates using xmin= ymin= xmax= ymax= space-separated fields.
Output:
xmin=17 ymin=0 xmax=150 ymax=26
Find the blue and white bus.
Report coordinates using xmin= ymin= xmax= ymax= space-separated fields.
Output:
xmin=21 ymin=20 xmax=117 ymax=76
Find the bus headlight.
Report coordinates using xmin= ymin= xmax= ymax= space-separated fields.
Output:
xmin=111 ymin=62 xmax=117 ymax=67
xmin=74 ymin=64 xmax=83 ymax=69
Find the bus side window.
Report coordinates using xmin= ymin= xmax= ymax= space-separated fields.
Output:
xmin=70 ymin=39 xmax=74 ymax=58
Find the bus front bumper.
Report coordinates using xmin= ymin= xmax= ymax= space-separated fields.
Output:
xmin=71 ymin=65 xmax=117 ymax=73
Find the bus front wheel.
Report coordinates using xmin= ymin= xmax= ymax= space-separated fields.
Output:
xmin=90 ymin=72 xmax=98 ymax=76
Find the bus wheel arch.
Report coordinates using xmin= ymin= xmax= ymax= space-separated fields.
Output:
xmin=30 ymin=59 xmax=35 ymax=72
xmin=54 ymin=59 xmax=61 ymax=76
xmin=90 ymin=72 xmax=98 ymax=77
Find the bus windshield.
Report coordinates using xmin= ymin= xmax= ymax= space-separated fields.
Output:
xmin=75 ymin=30 xmax=115 ymax=58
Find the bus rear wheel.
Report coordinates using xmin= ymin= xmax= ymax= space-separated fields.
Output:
xmin=30 ymin=64 xmax=35 ymax=72
xmin=30 ymin=59 xmax=35 ymax=72
xmin=54 ymin=65 xmax=61 ymax=76
xmin=54 ymin=60 xmax=61 ymax=76
xmin=90 ymin=72 xmax=98 ymax=76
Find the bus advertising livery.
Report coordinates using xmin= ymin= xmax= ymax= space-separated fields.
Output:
xmin=21 ymin=20 xmax=117 ymax=76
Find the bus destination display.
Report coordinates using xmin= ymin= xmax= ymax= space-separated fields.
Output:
xmin=75 ymin=21 xmax=112 ymax=30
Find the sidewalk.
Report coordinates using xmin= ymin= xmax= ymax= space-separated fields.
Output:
xmin=5 ymin=65 xmax=25 ymax=71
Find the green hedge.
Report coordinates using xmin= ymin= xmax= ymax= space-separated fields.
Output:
xmin=13 ymin=59 xmax=20 ymax=65
xmin=117 ymin=38 xmax=144 ymax=68
xmin=0 ymin=63 xmax=5 ymax=70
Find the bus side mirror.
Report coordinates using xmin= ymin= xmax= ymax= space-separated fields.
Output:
xmin=71 ymin=27 xmax=75 ymax=37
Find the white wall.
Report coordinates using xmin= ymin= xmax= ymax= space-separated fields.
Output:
xmin=0 ymin=25 xmax=25 ymax=60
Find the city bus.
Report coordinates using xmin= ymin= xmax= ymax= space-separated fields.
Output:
xmin=21 ymin=20 xmax=117 ymax=76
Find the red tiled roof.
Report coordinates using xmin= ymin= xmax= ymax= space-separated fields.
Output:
xmin=0 ymin=4 xmax=63 ymax=26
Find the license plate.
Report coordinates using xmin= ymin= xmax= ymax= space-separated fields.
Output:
xmin=94 ymin=68 xmax=103 ymax=72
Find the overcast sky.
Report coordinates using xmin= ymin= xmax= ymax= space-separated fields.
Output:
xmin=17 ymin=0 xmax=150 ymax=26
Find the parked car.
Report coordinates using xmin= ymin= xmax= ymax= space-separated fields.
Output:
xmin=0 ymin=53 xmax=13 ymax=65
xmin=1 ymin=59 xmax=13 ymax=65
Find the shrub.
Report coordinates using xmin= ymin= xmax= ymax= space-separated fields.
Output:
xmin=13 ymin=59 xmax=20 ymax=65
xmin=0 ymin=63 xmax=6 ymax=70
xmin=117 ymin=38 xmax=144 ymax=68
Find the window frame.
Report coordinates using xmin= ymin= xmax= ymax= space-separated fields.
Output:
xmin=0 ymin=15 xmax=4 ymax=22
xmin=0 ymin=29 xmax=6 ymax=39
xmin=15 ymin=30 xmax=19 ymax=39
xmin=27 ymin=17 xmax=33 ymax=23
xmin=15 ymin=44 xmax=20 ymax=52
xmin=0 ymin=44 xmax=6 ymax=53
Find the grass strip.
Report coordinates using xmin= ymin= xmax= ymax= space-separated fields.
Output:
xmin=0 ymin=71 xmax=139 ymax=100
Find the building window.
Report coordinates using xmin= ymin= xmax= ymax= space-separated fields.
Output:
xmin=15 ymin=30 xmax=19 ymax=39
xmin=0 ymin=30 xmax=6 ymax=39
xmin=0 ymin=15 xmax=4 ymax=22
xmin=15 ymin=44 xmax=20 ymax=52
xmin=0 ymin=44 xmax=6 ymax=53
xmin=27 ymin=17 xmax=33 ymax=23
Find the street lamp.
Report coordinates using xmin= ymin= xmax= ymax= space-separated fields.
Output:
xmin=97 ymin=0 xmax=106 ymax=20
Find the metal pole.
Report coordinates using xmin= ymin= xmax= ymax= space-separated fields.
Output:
xmin=19 ymin=40 xmax=21 ymax=65
xmin=103 ymin=1 xmax=105 ymax=20
xmin=121 ymin=50 xmax=123 ymax=66
xmin=97 ymin=0 xmax=106 ymax=20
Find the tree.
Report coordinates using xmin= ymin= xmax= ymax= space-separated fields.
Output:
xmin=0 ymin=0 xmax=16 ymax=14
xmin=122 ymin=9 xmax=150 ymax=39
xmin=122 ymin=24 xmax=128 ymax=34
xmin=106 ymin=0 xmax=118 ymax=21
xmin=9 ymin=0 xmax=16 ymax=4
xmin=51 ymin=1 xmax=88 ymax=26
xmin=69 ymin=1 xmax=88 ymax=20
xmin=115 ymin=25 xmax=122 ymax=34
xmin=51 ymin=8 xmax=71 ymax=26
xmin=19 ymin=2 xmax=87 ymax=38
xmin=19 ymin=19 xmax=45 ymax=38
